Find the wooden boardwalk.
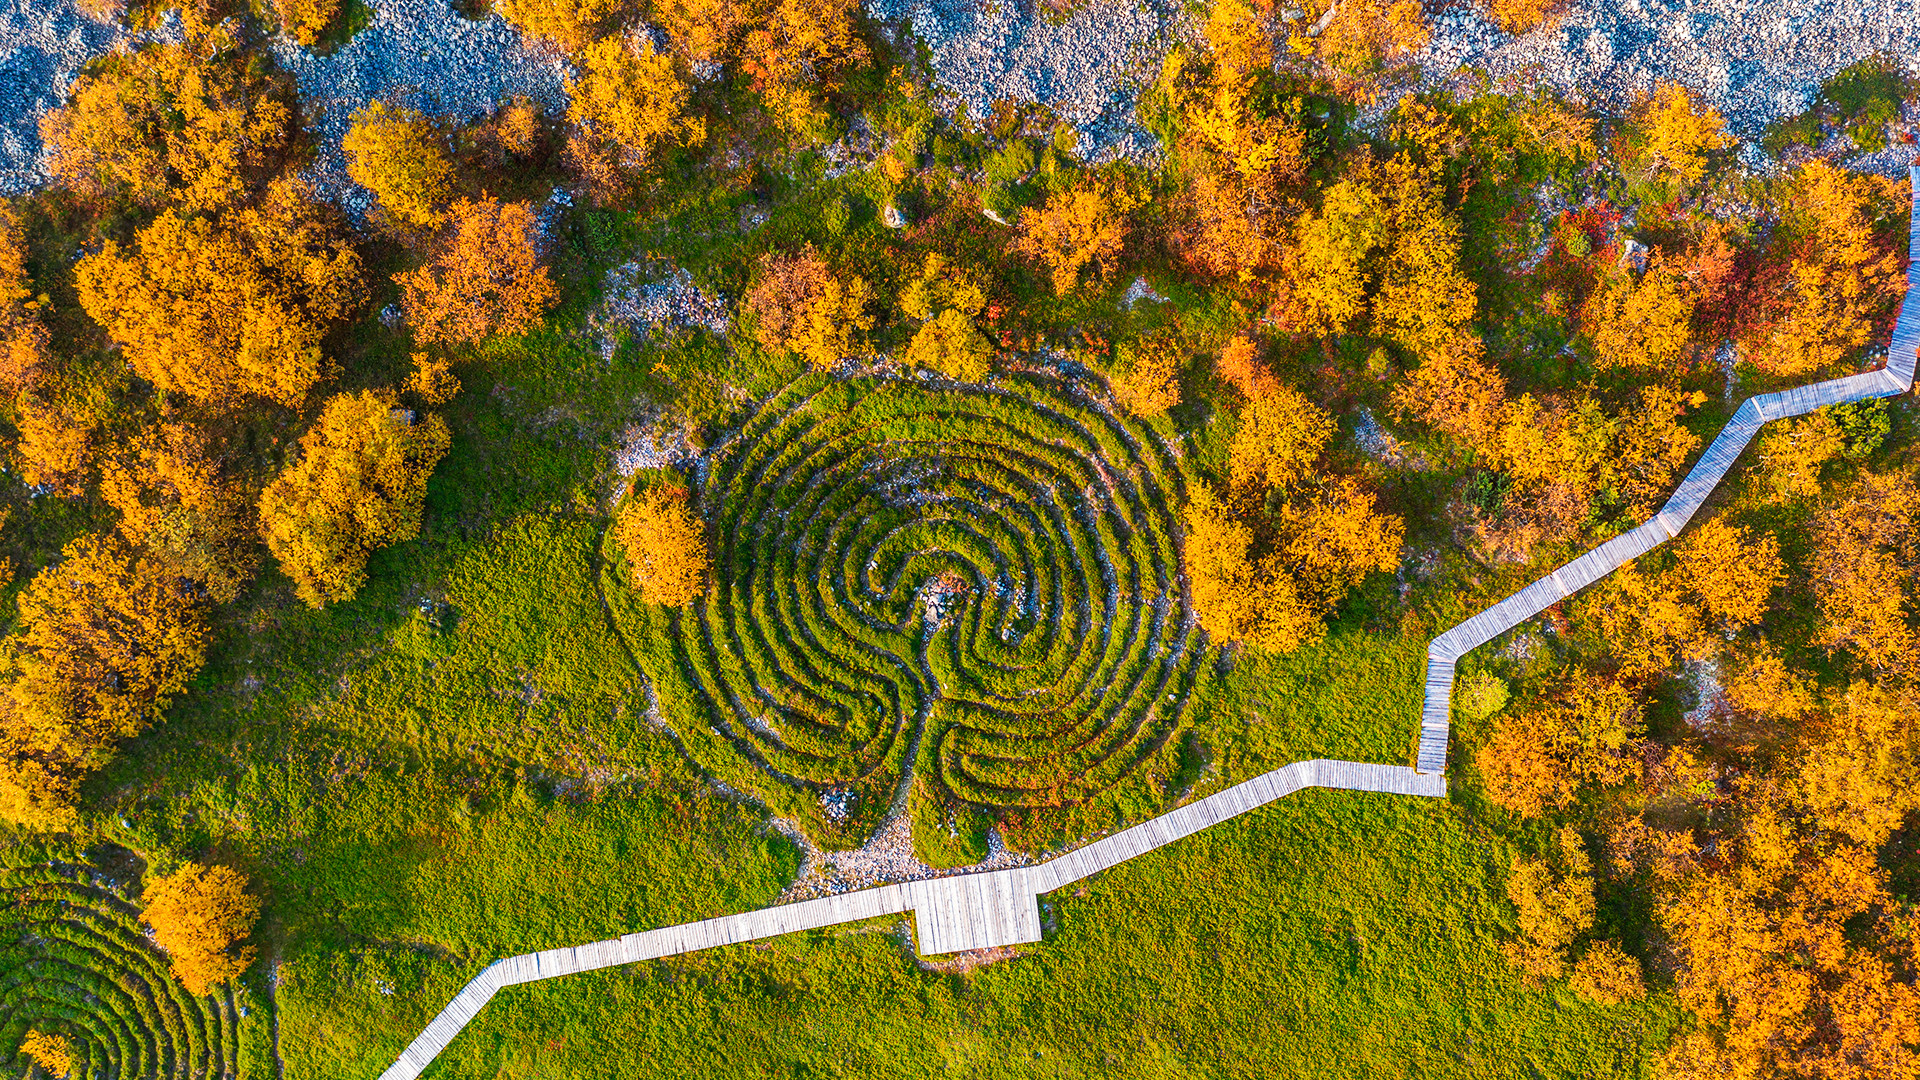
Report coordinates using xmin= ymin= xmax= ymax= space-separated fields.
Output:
xmin=382 ymin=167 xmax=1920 ymax=1080
xmin=380 ymin=761 xmax=1442 ymax=1080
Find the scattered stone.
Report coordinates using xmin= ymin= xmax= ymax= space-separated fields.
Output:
xmin=0 ymin=4 xmax=180 ymax=194
xmin=867 ymin=0 xmax=1180 ymax=163
xmin=882 ymin=202 xmax=906 ymax=228
xmin=587 ymin=259 xmax=730 ymax=360
xmin=1120 ymin=274 xmax=1164 ymax=309
xmin=267 ymin=0 xmax=569 ymax=214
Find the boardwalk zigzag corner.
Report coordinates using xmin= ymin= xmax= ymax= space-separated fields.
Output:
xmin=380 ymin=166 xmax=1920 ymax=1080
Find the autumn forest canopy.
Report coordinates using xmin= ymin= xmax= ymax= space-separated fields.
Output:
xmin=2 ymin=0 xmax=1920 ymax=1075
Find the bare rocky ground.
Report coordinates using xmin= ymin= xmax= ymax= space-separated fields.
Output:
xmin=6 ymin=0 xmax=1920 ymax=197
xmin=1409 ymin=0 xmax=1920 ymax=174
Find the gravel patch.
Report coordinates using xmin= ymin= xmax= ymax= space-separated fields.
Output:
xmin=268 ymin=0 xmax=569 ymax=213
xmin=1409 ymin=0 xmax=1920 ymax=171
xmin=587 ymin=259 xmax=730 ymax=360
xmin=0 ymin=1 xmax=180 ymax=194
xmin=774 ymin=809 xmax=1034 ymax=901
xmin=868 ymin=0 xmax=1182 ymax=161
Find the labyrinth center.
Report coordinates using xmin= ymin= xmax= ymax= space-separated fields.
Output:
xmin=669 ymin=372 xmax=1209 ymax=829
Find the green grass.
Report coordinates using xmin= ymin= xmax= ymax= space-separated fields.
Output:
xmin=365 ymin=789 xmax=1674 ymax=1079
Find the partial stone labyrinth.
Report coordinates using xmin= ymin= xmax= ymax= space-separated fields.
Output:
xmin=0 ymin=853 xmax=240 ymax=1079
xmin=676 ymin=371 xmax=1206 ymax=814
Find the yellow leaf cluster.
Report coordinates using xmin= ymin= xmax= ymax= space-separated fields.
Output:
xmin=898 ymin=253 xmax=987 ymax=323
xmin=655 ymin=0 xmax=741 ymax=64
xmin=404 ymin=352 xmax=462 ymax=405
xmin=141 ymin=863 xmax=261 ymax=996
xmin=398 ymin=197 xmax=557 ymax=347
xmin=0 ymin=534 xmax=209 ymax=827
xmin=76 ymin=178 xmax=365 ymax=406
xmin=1487 ymin=0 xmax=1573 ymax=33
xmin=0 ymin=207 xmax=50 ymax=393
xmin=343 ymin=101 xmax=456 ymax=230
xmin=567 ymin=36 xmax=705 ymax=173
xmin=276 ymin=0 xmax=341 ymax=48
xmin=1390 ymin=335 xmax=1507 ymax=446
xmin=1110 ymin=329 xmax=1185 ymax=417
xmin=1013 ymin=177 xmax=1135 ymax=297
xmin=1308 ymin=0 xmax=1429 ymax=91
xmin=1754 ymin=408 xmax=1847 ymax=502
xmin=1583 ymin=256 xmax=1696 ymax=372
xmin=1579 ymin=516 xmax=1785 ymax=679
xmin=1228 ymin=381 xmax=1332 ymax=496
xmin=1812 ymin=469 xmax=1920 ymax=673
xmin=19 ymin=1029 xmax=76 ymax=1077
xmin=1502 ymin=827 xmax=1596 ymax=979
xmin=1153 ymin=10 xmax=1306 ymax=281
xmin=99 ymin=422 xmax=256 ymax=603
xmin=12 ymin=393 xmax=92 ymax=497
xmin=742 ymin=250 xmax=872 ymax=369
xmin=1185 ymin=375 xmax=1402 ymax=654
xmin=1183 ymin=485 xmax=1322 ymax=653
xmin=1629 ymin=82 xmax=1733 ymax=187
xmin=39 ymin=14 xmax=292 ymax=212
xmin=614 ymin=486 xmax=710 ymax=607
xmin=738 ymin=0 xmax=869 ymax=134
xmin=1477 ymin=668 xmax=1643 ymax=816
xmin=495 ymin=0 xmax=626 ymax=52
xmin=1653 ymin=794 xmax=1919 ymax=1080
xmin=1281 ymin=156 xmax=1475 ymax=357
xmin=1751 ymin=161 xmax=1905 ymax=378
xmin=904 ymin=310 xmax=993 ymax=383
xmin=1568 ymin=940 xmax=1645 ymax=1005
xmin=258 ymin=390 xmax=452 ymax=608
xmin=1796 ymin=685 xmax=1920 ymax=848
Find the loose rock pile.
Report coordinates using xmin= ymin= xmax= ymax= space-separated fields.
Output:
xmin=1410 ymin=0 xmax=1920 ymax=173
xmin=268 ymin=0 xmax=568 ymax=212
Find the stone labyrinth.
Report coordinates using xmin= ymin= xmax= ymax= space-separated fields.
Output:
xmin=0 ymin=850 xmax=243 ymax=1079
xmin=670 ymin=371 xmax=1209 ymax=826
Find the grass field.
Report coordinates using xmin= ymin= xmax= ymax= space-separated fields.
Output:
xmin=0 ymin=96 xmax=1700 ymax=1080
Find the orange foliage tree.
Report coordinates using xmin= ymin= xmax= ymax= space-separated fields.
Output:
xmin=1305 ymin=0 xmax=1429 ymax=93
xmin=276 ymin=0 xmax=340 ymax=48
xmin=494 ymin=0 xmax=626 ymax=53
xmin=1013 ymin=176 xmax=1136 ymax=296
xmin=900 ymin=254 xmax=993 ymax=382
xmin=11 ymin=393 xmax=93 ymax=497
xmin=1185 ymin=376 xmax=1402 ymax=654
xmin=1811 ymin=469 xmax=1920 ymax=674
xmin=1110 ymin=329 xmax=1185 ymax=417
xmin=614 ymin=485 xmax=709 ymax=606
xmin=398 ymin=197 xmax=557 ymax=347
xmin=1582 ymin=255 xmax=1697 ymax=373
xmin=100 ymin=422 xmax=257 ymax=603
xmin=1625 ymin=82 xmax=1733 ymax=189
xmin=737 ymin=0 xmax=869 ymax=134
xmin=343 ymin=101 xmax=457 ymax=230
xmin=0 ymin=534 xmax=209 ymax=828
xmin=1576 ymin=516 xmax=1786 ymax=679
xmin=1476 ymin=667 xmax=1643 ymax=817
xmin=40 ymin=14 xmax=292 ymax=212
xmin=1278 ymin=155 xmax=1476 ymax=359
xmin=1744 ymin=161 xmax=1905 ymax=378
xmin=257 ymin=390 xmax=451 ymax=607
xmin=141 ymin=863 xmax=261 ymax=995
xmin=567 ymin=35 xmax=704 ymax=176
xmin=0 ymin=207 xmax=50 ymax=392
xmin=741 ymin=249 xmax=873 ymax=369
xmin=76 ymin=178 xmax=365 ymax=407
